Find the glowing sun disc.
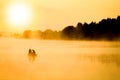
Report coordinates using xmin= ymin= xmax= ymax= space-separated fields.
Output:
xmin=6 ymin=2 xmax=32 ymax=27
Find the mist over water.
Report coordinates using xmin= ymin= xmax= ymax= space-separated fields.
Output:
xmin=0 ymin=38 xmax=120 ymax=80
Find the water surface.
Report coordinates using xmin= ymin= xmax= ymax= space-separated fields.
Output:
xmin=0 ymin=38 xmax=120 ymax=80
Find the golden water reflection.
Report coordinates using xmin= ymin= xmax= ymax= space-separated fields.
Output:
xmin=0 ymin=38 xmax=120 ymax=80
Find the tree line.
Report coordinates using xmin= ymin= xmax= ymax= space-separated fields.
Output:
xmin=62 ymin=16 xmax=120 ymax=40
xmin=11 ymin=16 xmax=120 ymax=41
xmin=22 ymin=29 xmax=61 ymax=40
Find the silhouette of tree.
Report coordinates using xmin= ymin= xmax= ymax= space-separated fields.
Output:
xmin=40 ymin=29 xmax=61 ymax=39
xmin=23 ymin=30 xmax=32 ymax=38
xmin=62 ymin=25 xmax=76 ymax=39
xmin=76 ymin=22 xmax=84 ymax=39
xmin=31 ymin=30 xmax=42 ymax=39
xmin=82 ymin=22 xmax=89 ymax=39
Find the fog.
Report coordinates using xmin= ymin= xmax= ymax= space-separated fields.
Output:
xmin=0 ymin=38 xmax=120 ymax=80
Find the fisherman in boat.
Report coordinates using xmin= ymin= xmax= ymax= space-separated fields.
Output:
xmin=28 ymin=48 xmax=37 ymax=61
xmin=29 ymin=48 xmax=36 ymax=54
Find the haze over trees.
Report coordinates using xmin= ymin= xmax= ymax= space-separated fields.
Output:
xmin=1 ymin=16 xmax=120 ymax=41
xmin=22 ymin=29 xmax=61 ymax=40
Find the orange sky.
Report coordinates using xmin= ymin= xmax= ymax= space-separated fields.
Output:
xmin=0 ymin=0 xmax=120 ymax=32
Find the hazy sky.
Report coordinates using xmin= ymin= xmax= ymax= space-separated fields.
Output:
xmin=0 ymin=0 xmax=120 ymax=32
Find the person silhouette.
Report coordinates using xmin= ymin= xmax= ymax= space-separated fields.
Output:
xmin=32 ymin=49 xmax=36 ymax=54
xmin=28 ymin=48 xmax=37 ymax=62
xmin=29 ymin=48 xmax=32 ymax=53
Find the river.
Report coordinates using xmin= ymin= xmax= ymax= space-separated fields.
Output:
xmin=0 ymin=38 xmax=120 ymax=80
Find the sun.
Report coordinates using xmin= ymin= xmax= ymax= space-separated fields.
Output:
xmin=6 ymin=2 xmax=33 ymax=28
